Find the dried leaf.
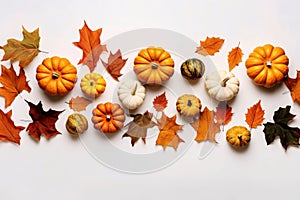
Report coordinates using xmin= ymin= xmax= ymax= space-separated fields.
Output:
xmin=156 ymin=112 xmax=184 ymax=150
xmin=190 ymin=107 xmax=221 ymax=143
xmin=0 ymin=26 xmax=41 ymax=67
xmin=67 ymin=96 xmax=92 ymax=112
xmin=73 ymin=21 xmax=107 ymax=72
xmin=245 ymin=100 xmax=265 ymax=128
xmin=0 ymin=65 xmax=31 ymax=108
xmin=122 ymin=111 xmax=156 ymax=146
xmin=263 ymin=106 xmax=300 ymax=150
xmin=284 ymin=71 xmax=300 ymax=103
xmin=215 ymin=102 xmax=233 ymax=125
xmin=0 ymin=109 xmax=24 ymax=144
xmin=26 ymin=100 xmax=64 ymax=141
xmin=228 ymin=45 xmax=243 ymax=71
xmin=195 ymin=37 xmax=224 ymax=56
xmin=153 ymin=92 xmax=168 ymax=112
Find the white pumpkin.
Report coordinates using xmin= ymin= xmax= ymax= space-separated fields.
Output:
xmin=205 ymin=70 xmax=240 ymax=101
xmin=118 ymin=79 xmax=146 ymax=110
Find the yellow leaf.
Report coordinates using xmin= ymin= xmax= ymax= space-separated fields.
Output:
xmin=195 ymin=37 xmax=224 ymax=56
xmin=228 ymin=45 xmax=243 ymax=71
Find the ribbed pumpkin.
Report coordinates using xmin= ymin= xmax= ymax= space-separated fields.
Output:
xmin=92 ymin=102 xmax=125 ymax=134
xmin=181 ymin=58 xmax=205 ymax=80
xmin=245 ymin=44 xmax=289 ymax=88
xmin=133 ymin=46 xmax=175 ymax=85
xmin=226 ymin=126 xmax=251 ymax=148
xmin=66 ymin=113 xmax=88 ymax=136
xmin=80 ymin=72 xmax=106 ymax=98
xmin=36 ymin=56 xmax=77 ymax=96
xmin=176 ymin=94 xmax=201 ymax=117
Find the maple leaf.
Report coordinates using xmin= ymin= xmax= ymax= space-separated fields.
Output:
xmin=0 ymin=109 xmax=24 ymax=144
xmin=195 ymin=37 xmax=224 ymax=56
xmin=284 ymin=71 xmax=300 ymax=103
xmin=67 ymin=96 xmax=92 ymax=112
xmin=122 ymin=111 xmax=156 ymax=146
xmin=153 ymin=92 xmax=168 ymax=112
xmin=215 ymin=102 xmax=233 ymax=126
xmin=156 ymin=112 xmax=184 ymax=150
xmin=73 ymin=21 xmax=107 ymax=72
xmin=0 ymin=26 xmax=41 ymax=67
xmin=0 ymin=65 xmax=31 ymax=108
xmin=25 ymin=100 xmax=64 ymax=141
xmin=245 ymin=100 xmax=265 ymax=129
xmin=228 ymin=44 xmax=243 ymax=71
xmin=190 ymin=107 xmax=221 ymax=143
xmin=263 ymin=106 xmax=300 ymax=150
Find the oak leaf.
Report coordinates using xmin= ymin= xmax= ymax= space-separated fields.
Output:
xmin=0 ymin=26 xmax=41 ymax=67
xmin=153 ymin=92 xmax=168 ymax=112
xmin=0 ymin=65 xmax=31 ymax=108
xmin=284 ymin=71 xmax=300 ymax=103
xmin=26 ymin=101 xmax=64 ymax=141
xmin=122 ymin=111 xmax=156 ymax=146
xmin=195 ymin=37 xmax=224 ymax=56
xmin=215 ymin=102 xmax=233 ymax=126
xmin=101 ymin=49 xmax=127 ymax=81
xmin=190 ymin=107 xmax=221 ymax=143
xmin=228 ymin=45 xmax=243 ymax=71
xmin=73 ymin=21 xmax=107 ymax=72
xmin=0 ymin=109 xmax=24 ymax=144
xmin=245 ymin=100 xmax=265 ymax=128
xmin=67 ymin=96 xmax=92 ymax=112
xmin=156 ymin=112 xmax=184 ymax=150
xmin=263 ymin=106 xmax=300 ymax=150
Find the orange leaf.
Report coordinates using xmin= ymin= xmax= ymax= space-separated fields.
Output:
xmin=101 ymin=49 xmax=127 ymax=81
xmin=285 ymin=71 xmax=300 ymax=103
xmin=73 ymin=21 xmax=107 ymax=72
xmin=228 ymin=45 xmax=243 ymax=71
xmin=190 ymin=107 xmax=221 ymax=143
xmin=215 ymin=102 xmax=233 ymax=125
xmin=67 ymin=96 xmax=92 ymax=112
xmin=156 ymin=112 xmax=184 ymax=150
xmin=153 ymin=92 xmax=168 ymax=112
xmin=0 ymin=65 xmax=31 ymax=108
xmin=0 ymin=109 xmax=24 ymax=144
xmin=245 ymin=100 xmax=265 ymax=128
xmin=195 ymin=37 xmax=224 ymax=56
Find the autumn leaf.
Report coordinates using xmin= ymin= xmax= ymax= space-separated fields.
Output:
xmin=0 ymin=109 xmax=24 ymax=144
xmin=122 ymin=111 xmax=156 ymax=146
xmin=73 ymin=21 xmax=107 ymax=72
xmin=0 ymin=26 xmax=41 ymax=67
xmin=263 ymin=106 xmax=300 ymax=150
xmin=67 ymin=96 xmax=92 ymax=112
xmin=153 ymin=92 xmax=168 ymax=112
xmin=245 ymin=100 xmax=265 ymax=129
xmin=101 ymin=49 xmax=127 ymax=81
xmin=156 ymin=112 xmax=184 ymax=150
xmin=0 ymin=65 xmax=31 ymax=108
xmin=215 ymin=102 xmax=233 ymax=125
xmin=284 ymin=71 xmax=300 ymax=103
xmin=26 ymin=100 xmax=64 ymax=141
xmin=190 ymin=107 xmax=221 ymax=143
xmin=228 ymin=44 xmax=243 ymax=71
xmin=195 ymin=37 xmax=224 ymax=56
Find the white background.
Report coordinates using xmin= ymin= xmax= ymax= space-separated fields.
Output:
xmin=0 ymin=0 xmax=300 ymax=199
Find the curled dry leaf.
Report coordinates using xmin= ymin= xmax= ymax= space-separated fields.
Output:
xmin=284 ymin=71 xmax=300 ymax=103
xmin=67 ymin=96 xmax=92 ymax=112
xmin=245 ymin=100 xmax=265 ymax=129
xmin=153 ymin=92 xmax=168 ymax=112
xmin=228 ymin=45 xmax=243 ymax=71
xmin=195 ymin=37 xmax=224 ymax=56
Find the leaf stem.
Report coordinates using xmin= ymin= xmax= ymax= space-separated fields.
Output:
xmin=38 ymin=49 xmax=49 ymax=54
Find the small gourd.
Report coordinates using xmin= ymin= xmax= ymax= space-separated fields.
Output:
xmin=181 ymin=58 xmax=205 ymax=80
xmin=226 ymin=126 xmax=251 ymax=148
xmin=66 ymin=113 xmax=88 ymax=136
xmin=80 ymin=72 xmax=106 ymax=98
xmin=176 ymin=94 xmax=201 ymax=117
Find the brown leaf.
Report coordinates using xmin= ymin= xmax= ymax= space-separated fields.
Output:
xmin=26 ymin=100 xmax=64 ymax=141
xmin=0 ymin=26 xmax=41 ymax=67
xmin=101 ymin=49 xmax=127 ymax=81
xmin=190 ymin=107 xmax=221 ymax=143
xmin=67 ymin=96 xmax=92 ymax=112
xmin=285 ymin=71 xmax=300 ymax=103
xmin=195 ymin=37 xmax=224 ymax=56
xmin=156 ymin=112 xmax=184 ymax=150
xmin=245 ymin=100 xmax=265 ymax=128
xmin=0 ymin=109 xmax=24 ymax=144
xmin=122 ymin=111 xmax=156 ymax=146
xmin=228 ymin=45 xmax=243 ymax=71
xmin=73 ymin=21 xmax=107 ymax=72
xmin=215 ymin=102 xmax=233 ymax=125
xmin=153 ymin=92 xmax=168 ymax=112
xmin=0 ymin=65 xmax=31 ymax=108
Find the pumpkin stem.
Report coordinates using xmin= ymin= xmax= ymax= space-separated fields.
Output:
xmin=106 ymin=115 xmax=111 ymax=122
xmin=238 ymin=135 xmax=243 ymax=141
xmin=187 ymin=99 xmax=192 ymax=107
xmin=52 ymin=72 xmax=60 ymax=79
xmin=221 ymin=77 xmax=230 ymax=87
xmin=90 ymin=80 xmax=94 ymax=86
xmin=131 ymin=83 xmax=138 ymax=95
xmin=266 ymin=60 xmax=272 ymax=68
xmin=151 ymin=62 xmax=159 ymax=69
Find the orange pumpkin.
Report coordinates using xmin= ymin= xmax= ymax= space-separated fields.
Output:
xmin=92 ymin=102 xmax=125 ymax=133
xmin=36 ymin=56 xmax=77 ymax=96
xmin=133 ymin=46 xmax=174 ymax=85
xmin=245 ymin=44 xmax=289 ymax=88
